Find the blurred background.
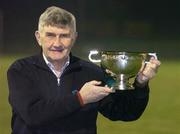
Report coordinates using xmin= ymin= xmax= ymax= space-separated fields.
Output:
xmin=0 ymin=0 xmax=180 ymax=134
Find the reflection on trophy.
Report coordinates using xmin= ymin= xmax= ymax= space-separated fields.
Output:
xmin=89 ymin=50 xmax=157 ymax=91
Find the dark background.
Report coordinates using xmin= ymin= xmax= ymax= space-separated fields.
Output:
xmin=0 ymin=1 xmax=180 ymax=133
xmin=0 ymin=0 xmax=180 ymax=59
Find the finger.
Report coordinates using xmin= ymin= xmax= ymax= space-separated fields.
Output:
xmin=97 ymin=86 xmax=113 ymax=93
xmin=146 ymin=63 xmax=157 ymax=70
xmin=105 ymin=69 xmax=111 ymax=74
xmin=142 ymin=67 xmax=156 ymax=79
xmin=104 ymin=85 xmax=115 ymax=92
xmin=139 ymin=61 xmax=146 ymax=72
xmin=145 ymin=62 xmax=160 ymax=73
xmin=142 ymin=70 xmax=155 ymax=78
xmin=105 ymin=69 xmax=116 ymax=76
xmin=94 ymin=85 xmax=111 ymax=93
xmin=150 ymin=56 xmax=155 ymax=60
xmin=149 ymin=59 xmax=161 ymax=66
xmin=104 ymin=87 xmax=114 ymax=93
xmin=89 ymin=80 xmax=102 ymax=85
xmin=138 ymin=72 xmax=149 ymax=82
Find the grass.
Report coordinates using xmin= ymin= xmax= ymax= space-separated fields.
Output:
xmin=97 ymin=60 xmax=180 ymax=134
xmin=0 ymin=55 xmax=180 ymax=134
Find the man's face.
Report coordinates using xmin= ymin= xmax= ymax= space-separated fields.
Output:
xmin=35 ymin=25 xmax=76 ymax=63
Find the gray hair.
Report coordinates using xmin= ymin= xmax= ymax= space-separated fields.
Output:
xmin=38 ymin=6 xmax=76 ymax=32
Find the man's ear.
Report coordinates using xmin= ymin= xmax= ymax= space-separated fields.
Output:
xmin=74 ymin=32 xmax=78 ymax=39
xmin=35 ymin=31 xmax=41 ymax=46
xmin=72 ymin=32 xmax=78 ymax=43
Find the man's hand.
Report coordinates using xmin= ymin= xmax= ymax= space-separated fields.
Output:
xmin=79 ymin=80 xmax=113 ymax=105
xmin=136 ymin=57 xmax=161 ymax=85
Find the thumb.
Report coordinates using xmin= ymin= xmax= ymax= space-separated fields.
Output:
xmin=139 ymin=61 xmax=146 ymax=72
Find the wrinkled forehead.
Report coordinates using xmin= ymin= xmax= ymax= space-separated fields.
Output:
xmin=40 ymin=24 xmax=73 ymax=33
xmin=45 ymin=25 xmax=70 ymax=31
xmin=39 ymin=25 xmax=74 ymax=37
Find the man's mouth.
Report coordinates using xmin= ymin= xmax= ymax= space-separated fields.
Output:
xmin=51 ymin=49 xmax=64 ymax=52
xmin=50 ymin=47 xmax=65 ymax=52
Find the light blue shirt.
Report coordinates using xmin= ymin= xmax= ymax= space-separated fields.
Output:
xmin=43 ymin=54 xmax=70 ymax=86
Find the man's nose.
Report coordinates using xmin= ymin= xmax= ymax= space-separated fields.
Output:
xmin=54 ymin=36 xmax=62 ymax=46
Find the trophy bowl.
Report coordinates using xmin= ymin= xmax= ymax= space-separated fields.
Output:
xmin=89 ymin=50 xmax=157 ymax=90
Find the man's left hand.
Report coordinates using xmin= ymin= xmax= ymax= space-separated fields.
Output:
xmin=136 ymin=57 xmax=161 ymax=85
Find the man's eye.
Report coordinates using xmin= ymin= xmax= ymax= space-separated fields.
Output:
xmin=60 ymin=34 xmax=71 ymax=38
xmin=46 ymin=33 xmax=56 ymax=37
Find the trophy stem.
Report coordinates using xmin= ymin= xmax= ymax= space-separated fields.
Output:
xmin=114 ymin=74 xmax=134 ymax=90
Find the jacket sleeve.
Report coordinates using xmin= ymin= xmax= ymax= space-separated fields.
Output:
xmin=7 ymin=67 xmax=82 ymax=127
xmin=98 ymin=82 xmax=149 ymax=121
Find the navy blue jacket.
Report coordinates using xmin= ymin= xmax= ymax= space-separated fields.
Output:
xmin=7 ymin=53 xmax=149 ymax=134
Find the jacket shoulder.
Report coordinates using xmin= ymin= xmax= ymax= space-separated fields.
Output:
xmin=8 ymin=55 xmax=37 ymax=72
xmin=76 ymin=57 xmax=104 ymax=74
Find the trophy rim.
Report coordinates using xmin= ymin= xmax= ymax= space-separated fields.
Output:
xmin=101 ymin=51 xmax=148 ymax=55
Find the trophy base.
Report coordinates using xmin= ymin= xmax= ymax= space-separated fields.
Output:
xmin=105 ymin=74 xmax=135 ymax=91
xmin=113 ymin=84 xmax=134 ymax=91
xmin=112 ymin=74 xmax=135 ymax=91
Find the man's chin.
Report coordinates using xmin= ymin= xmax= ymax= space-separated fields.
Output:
xmin=47 ymin=52 xmax=69 ymax=62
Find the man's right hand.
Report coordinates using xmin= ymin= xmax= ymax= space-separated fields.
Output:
xmin=79 ymin=80 xmax=113 ymax=105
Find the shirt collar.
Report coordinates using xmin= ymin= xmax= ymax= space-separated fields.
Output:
xmin=42 ymin=53 xmax=70 ymax=78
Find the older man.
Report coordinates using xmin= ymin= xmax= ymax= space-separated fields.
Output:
xmin=7 ymin=6 xmax=160 ymax=134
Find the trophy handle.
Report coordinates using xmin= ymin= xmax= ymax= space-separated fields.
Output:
xmin=88 ymin=50 xmax=101 ymax=63
xmin=145 ymin=53 xmax=158 ymax=64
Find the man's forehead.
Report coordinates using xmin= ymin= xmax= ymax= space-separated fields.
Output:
xmin=42 ymin=25 xmax=71 ymax=33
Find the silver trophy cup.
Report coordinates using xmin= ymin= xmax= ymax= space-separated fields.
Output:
xmin=89 ymin=50 xmax=157 ymax=90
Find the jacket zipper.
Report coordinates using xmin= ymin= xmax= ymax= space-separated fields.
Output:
xmin=57 ymin=77 xmax=60 ymax=86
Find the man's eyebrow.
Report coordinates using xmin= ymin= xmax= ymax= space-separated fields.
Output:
xmin=45 ymin=32 xmax=56 ymax=35
xmin=45 ymin=32 xmax=70 ymax=35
